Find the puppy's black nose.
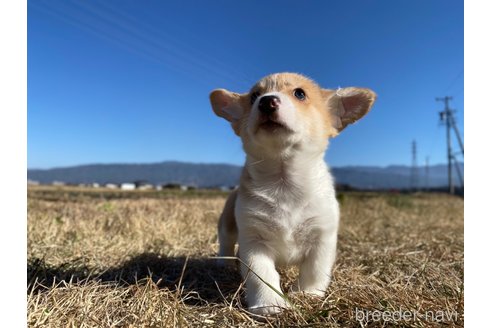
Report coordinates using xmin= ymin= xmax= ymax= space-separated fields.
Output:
xmin=258 ymin=95 xmax=281 ymax=115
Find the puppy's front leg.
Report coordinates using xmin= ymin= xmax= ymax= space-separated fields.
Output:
xmin=294 ymin=231 xmax=337 ymax=297
xmin=239 ymin=243 xmax=287 ymax=315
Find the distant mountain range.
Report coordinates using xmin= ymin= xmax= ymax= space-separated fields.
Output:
xmin=27 ymin=161 xmax=464 ymax=189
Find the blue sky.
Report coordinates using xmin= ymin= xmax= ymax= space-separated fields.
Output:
xmin=28 ymin=0 xmax=463 ymax=169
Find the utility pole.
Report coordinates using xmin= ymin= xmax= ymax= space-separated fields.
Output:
xmin=410 ymin=140 xmax=419 ymax=191
xmin=436 ymin=96 xmax=454 ymax=194
xmin=450 ymin=114 xmax=464 ymax=156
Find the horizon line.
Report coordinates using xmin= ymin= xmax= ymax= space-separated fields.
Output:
xmin=27 ymin=159 xmax=463 ymax=171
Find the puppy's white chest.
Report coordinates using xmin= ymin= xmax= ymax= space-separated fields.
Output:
xmin=238 ymin=188 xmax=331 ymax=265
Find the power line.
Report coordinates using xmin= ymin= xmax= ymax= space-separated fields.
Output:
xmin=443 ymin=71 xmax=464 ymax=94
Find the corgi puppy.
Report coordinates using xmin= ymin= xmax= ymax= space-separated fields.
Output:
xmin=209 ymin=73 xmax=376 ymax=316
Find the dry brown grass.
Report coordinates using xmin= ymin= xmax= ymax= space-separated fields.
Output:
xmin=27 ymin=187 xmax=463 ymax=327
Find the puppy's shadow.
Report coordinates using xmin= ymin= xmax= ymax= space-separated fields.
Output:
xmin=28 ymin=253 xmax=242 ymax=305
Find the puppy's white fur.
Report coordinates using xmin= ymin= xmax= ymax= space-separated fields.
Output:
xmin=210 ymin=73 xmax=376 ymax=315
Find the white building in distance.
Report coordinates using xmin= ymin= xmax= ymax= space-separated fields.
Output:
xmin=121 ymin=183 xmax=136 ymax=190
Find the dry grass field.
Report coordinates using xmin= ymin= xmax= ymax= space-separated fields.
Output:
xmin=27 ymin=186 xmax=463 ymax=327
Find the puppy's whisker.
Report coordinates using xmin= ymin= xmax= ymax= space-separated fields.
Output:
xmin=247 ymin=159 xmax=265 ymax=167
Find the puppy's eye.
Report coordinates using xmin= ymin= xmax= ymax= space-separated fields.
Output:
xmin=293 ymin=88 xmax=306 ymax=101
xmin=250 ymin=91 xmax=260 ymax=105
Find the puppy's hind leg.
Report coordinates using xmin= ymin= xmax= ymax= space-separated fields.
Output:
xmin=217 ymin=189 xmax=238 ymax=266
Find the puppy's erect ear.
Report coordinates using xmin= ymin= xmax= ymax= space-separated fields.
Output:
xmin=209 ymin=89 xmax=245 ymax=136
xmin=323 ymin=87 xmax=376 ymax=135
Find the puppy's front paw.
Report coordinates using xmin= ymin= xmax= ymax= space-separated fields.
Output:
xmin=248 ymin=298 xmax=289 ymax=318
xmin=301 ymin=289 xmax=325 ymax=298
xmin=290 ymin=282 xmax=326 ymax=298
xmin=249 ymin=304 xmax=282 ymax=316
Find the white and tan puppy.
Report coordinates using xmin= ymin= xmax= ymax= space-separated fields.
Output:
xmin=210 ymin=73 xmax=376 ymax=315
